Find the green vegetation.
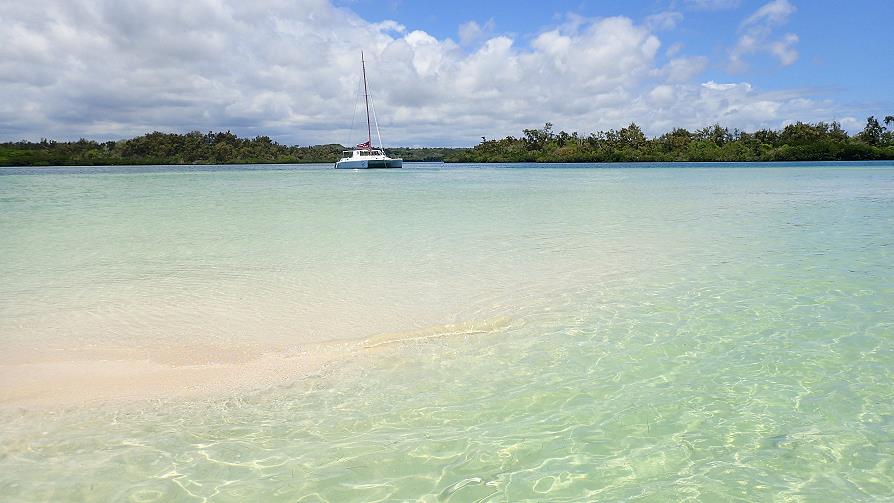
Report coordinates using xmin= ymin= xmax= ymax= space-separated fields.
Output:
xmin=0 ymin=131 xmax=465 ymax=166
xmin=2 ymin=116 xmax=893 ymax=166
xmin=446 ymin=116 xmax=894 ymax=163
xmin=387 ymin=147 xmax=468 ymax=162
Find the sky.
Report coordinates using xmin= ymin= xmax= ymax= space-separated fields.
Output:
xmin=1 ymin=0 xmax=891 ymax=146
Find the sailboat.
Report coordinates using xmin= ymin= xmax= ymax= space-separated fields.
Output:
xmin=335 ymin=52 xmax=402 ymax=169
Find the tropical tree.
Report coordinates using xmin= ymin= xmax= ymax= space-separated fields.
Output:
xmin=857 ymin=116 xmax=884 ymax=146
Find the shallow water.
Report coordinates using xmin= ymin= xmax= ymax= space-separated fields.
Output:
xmin=1 ymin=162 xmax=893 ymax=501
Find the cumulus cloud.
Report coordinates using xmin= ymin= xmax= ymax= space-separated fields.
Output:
xmin=838 ymin=117 xmax=864 ymax=132
xmin=660 ymin=56 xmax=709 ymax=83
xmin=0 ymin=0 xmax=856 ymax=145
xmin=640 ymin=80 xmax=785 ymax=131
xmin=730 ymin=0 xmax=799 ymax=70
xmin=648 ymin=85 xmax=676 ymax=106
xmin=458 ymin=19 xmax=495 ymax=46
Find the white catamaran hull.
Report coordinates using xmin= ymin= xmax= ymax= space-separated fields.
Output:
xmin=334 ymin=158 xmax=402 ymax=169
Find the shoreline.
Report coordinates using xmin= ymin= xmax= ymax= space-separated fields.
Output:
xmin=3 ymin=159 xmax=894 ymax=169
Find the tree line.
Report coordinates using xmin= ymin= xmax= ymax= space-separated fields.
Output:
xmin=0 ymin=130 xmax=465 ymax=166
xmin=447 ymin=116 xmax=894 ymax=163
xmin=1 ymin=117 xmax=892 ymax=166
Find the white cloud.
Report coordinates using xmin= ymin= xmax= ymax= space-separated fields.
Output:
xmin=649 ymin=85 xmax=676 ymax=105
xmin=458 ymin=19 xmax=494 ymax=46
xmin=742 ymin=0 xmax=796 ymax=27
xmin=0 ymin=0 xmax=861 ymax=145
xmin=661 ymin=56 xmax=709 ymax=83
xmin=684 ymin=0 xmax=741 ymax=11
xmin=665 ymin=42 xmax=684 ymax=58
xmin=458 ymin=21 xmax=482 ymax=46
xmin=770 ymin=33 xmax=799 ymax=66
xmin=645 ymin=11 xmax=683 ymax=31
xmin=702 ymin=81 xmax=746 ymax=92
xmin=839 ymin=117 xmax=863 ymax=131
xmin=730 ymin=0 xmax=799 ymax=70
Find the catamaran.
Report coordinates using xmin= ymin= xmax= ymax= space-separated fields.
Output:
xmin=335 ymin=52 xmax=402 ymax=169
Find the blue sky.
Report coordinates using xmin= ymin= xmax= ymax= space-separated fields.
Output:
xmin=1 ymin=0 xmax=892 ymax=146
xmin=342 ymin=0 xmax=893 ymax=110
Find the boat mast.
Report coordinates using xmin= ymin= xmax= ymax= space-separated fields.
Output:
xmin=361 ymin=51 xmax=372 ymax=150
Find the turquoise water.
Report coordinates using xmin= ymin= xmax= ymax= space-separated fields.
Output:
xmin=1 ymin=162 xmax=893 ymax=501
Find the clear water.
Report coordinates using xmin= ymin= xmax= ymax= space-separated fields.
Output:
xmin=1 ymin=162 xmax=893 ymax=501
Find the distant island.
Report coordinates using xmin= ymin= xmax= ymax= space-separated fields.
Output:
xmin=2 ymin=116 xmax=892 ymax=166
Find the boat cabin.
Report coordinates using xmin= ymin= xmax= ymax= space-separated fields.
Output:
xmin=343 ymin=149 xmax=386 ymax=158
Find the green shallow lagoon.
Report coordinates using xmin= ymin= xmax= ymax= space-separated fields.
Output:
xmin=1 ymin=162 xmax=893 ymax=501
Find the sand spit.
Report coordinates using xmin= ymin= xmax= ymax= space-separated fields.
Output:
xmin=0 ymin=316 xmax=515 ymax=409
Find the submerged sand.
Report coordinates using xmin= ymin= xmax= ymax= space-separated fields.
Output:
xmin=0 ymin=346 xmax=346 ymax=408
xmin=0 ymin=317 xmax=515 ymax=408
